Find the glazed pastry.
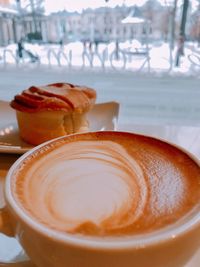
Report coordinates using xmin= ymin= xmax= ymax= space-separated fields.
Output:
xmin=10 ymin=82 xmax=96 ymax=145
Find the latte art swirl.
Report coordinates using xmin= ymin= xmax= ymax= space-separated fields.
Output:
xmin=13 ymin=132 xmax=200 ymax=236
xmin=16 ymin=141 xmax=148 ymax=234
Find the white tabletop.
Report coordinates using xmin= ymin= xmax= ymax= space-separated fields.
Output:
xmin=1 ymin=100 xmax=200 ymax=266
xmin=1 ymin=122 xmax=200 ymax=266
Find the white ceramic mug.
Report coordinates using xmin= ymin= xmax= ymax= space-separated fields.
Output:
xmin=1 ymin=132 xmax=200 ymax=267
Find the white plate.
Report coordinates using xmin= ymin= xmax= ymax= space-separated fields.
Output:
xmin=0 ymin=100 xmax=119 ymax=154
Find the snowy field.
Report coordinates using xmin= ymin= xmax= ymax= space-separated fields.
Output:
xmin=1 ymin=41 xmax=200 ymax=75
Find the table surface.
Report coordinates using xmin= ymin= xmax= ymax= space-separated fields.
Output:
xmin=1 ymin=96 xmax=200 ymax=266
xmin=1 ymin=123 xmax=200 ymax=266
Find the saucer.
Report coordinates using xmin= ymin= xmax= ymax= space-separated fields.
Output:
xmin=0 ymin=100 xmax=119 ymax=154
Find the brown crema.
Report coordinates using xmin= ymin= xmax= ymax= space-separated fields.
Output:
xmin=12 ymin=132 xmax=200 ymax=237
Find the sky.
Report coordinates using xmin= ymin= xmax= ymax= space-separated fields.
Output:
xmin=44 ymin=0 xmax=145 ymax=13
xmin=44 ymin=0 xmax=164 ymax=13
xmin=44 ymin=0 xmax=199 ymax=13
xmin=6 ymin=0 xmax=199 ymax=14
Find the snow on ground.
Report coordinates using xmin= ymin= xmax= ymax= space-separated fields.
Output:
xmin=1 ymin=41 xmax=200 ymax=75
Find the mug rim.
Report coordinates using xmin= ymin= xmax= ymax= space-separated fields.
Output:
xmin=5 ymin=131 xmax=200 ymax=250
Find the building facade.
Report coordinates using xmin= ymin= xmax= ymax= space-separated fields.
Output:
xmin=0 ymin=6 xmax=18 ymax=45
xmin=49 ymin=6 xmax=151 ymax=44
xmin=1 ymin=4 xmax=191 ymax=46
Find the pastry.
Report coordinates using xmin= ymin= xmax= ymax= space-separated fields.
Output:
xmin=10 ymin=82 xmax=96 ymax=145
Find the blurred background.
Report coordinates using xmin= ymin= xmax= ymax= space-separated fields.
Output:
xmin=2 ymin=2 xmax=200 ymax=266
xmin=1 ymin=0 xmax=200 ymax=126
xmin=1 ymin=0 xmax=200 ymax=71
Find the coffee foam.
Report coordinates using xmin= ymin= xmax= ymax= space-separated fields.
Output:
xmin=12 ymin=133 xmax=200 ymax=236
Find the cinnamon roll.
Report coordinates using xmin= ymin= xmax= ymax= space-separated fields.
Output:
xmin=10 ymin=82 xmax=96 ymax=145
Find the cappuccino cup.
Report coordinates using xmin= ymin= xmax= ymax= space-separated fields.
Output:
xmin=1 ymin=131 xmax=200 ymax=267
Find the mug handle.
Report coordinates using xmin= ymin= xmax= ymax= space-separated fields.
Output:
xmin=0 ymin=206 xmax=14 ymax=236
xmin=0 ymin=196 xmax=34 ymax=266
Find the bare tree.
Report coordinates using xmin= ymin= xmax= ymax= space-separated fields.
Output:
xmin=19 ymin=0 xmax=44 ymax=33
xmin=23 ymin=0 xmax=44 ymax=14
xmin=189 ymin=1 xmax=200 ymax=46
xmin=171 ymin=0 xmax=178 ymax=50
xmin=142 ymin=0 xmax=162 ymax=22
xmin=160 ymin=8 xmax=170 ymax=41
xmin=175 ymin=0 xmax=189 ymax=66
